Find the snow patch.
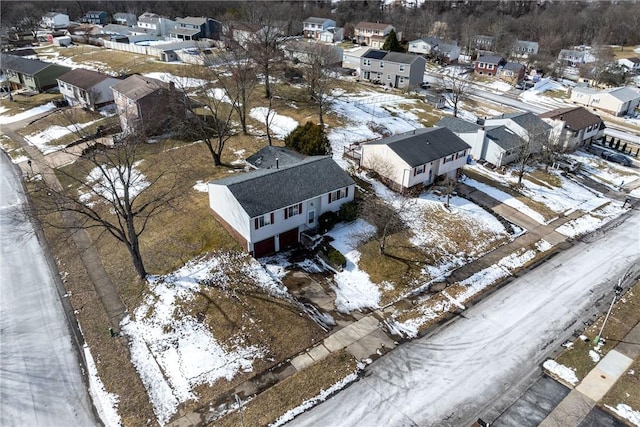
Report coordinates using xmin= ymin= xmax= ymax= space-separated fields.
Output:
xmin=193 ymin=180 xmax=208 ymax=192
xmin=84 ymin=345 xmax=122 ymax=427
xmin=543 ymin=359 xmax=578 ymax=385
xmin=249 ymin=107 xmax=298 ymax=140
xmin=0 ymin=102 xmax=56 ymax=125
xmin=605 ymin=403 xmax=640 ymax=426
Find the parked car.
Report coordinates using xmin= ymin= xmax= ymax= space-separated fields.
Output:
xmin=585 ymin=145 xmax=606 ymax=156
xmin=602 ymin=152 xmax=633 ymax=166
xmin=554 ymin=157 xmax=580 ymax=173
xmin=420 ymin=82 xmax=431 ymax=89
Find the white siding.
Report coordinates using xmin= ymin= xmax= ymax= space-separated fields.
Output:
xmin=208 ymin=184 xmax=251 ymax=244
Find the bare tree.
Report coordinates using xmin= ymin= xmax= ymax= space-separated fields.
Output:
xmin=513 ymin=129 xmax=547 ymax=186
xmin=441 ymin=176 xmax=457 ymax=208
xmin=539 ymin=127 xmax=565 ymax=172
xmin=297 ymin=43 xmax=340 ymax=126
xmin=26 ymin=133 xmax=178 ymax=279
xmin=439 ymin=70 xmax=471 ymax=118
xmin=173 ymin=65 xmax=238 ymax=167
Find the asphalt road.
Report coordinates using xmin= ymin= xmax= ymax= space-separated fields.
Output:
xmin=288 ymin=210 xmax=640 ymax=427
xmin=0 ymin=153 xmax=97 ymax=426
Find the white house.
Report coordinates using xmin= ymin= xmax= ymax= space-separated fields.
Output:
xmin=407 ymin=37 xmax=441 ymax=55
xmin=570 ymin=86 xmax=640 ymax=116
xmin=41 ymin=12 xmax=70 ymax=30
xmin=617 ymin=57 xmax=640 ymax=73
xmin=513 ymin=40 xmax=539 ymax=58
xmin=539 ymin=106 xmax=604 ymax=150
xmin=360 ymin=127 xmax=470 ymax=191
xmin=56 ymin=69 xmax=120 ymax=110
xmin=319 ymin=27 xmax=344 ymax=43
xmin=208 ymin=156 xmax=355 ymax=257
xmin=342 ymin=46 xmax=370 ymax=69
xmin=438 ymin=112 xmax=552 ymax=167
xmin=133 ymin=12 xmax=175 ymax=37
xmin=303 ymin=17 xmax=335 ymax=40
xmin=113 ymin=12 xmax=137 ymax=27
xmin=558 ymin=49 xmax=595 ymax=67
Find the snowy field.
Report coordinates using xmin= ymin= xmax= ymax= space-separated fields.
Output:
xmin=249 ymin=107 xmax=299 ymax=140
xmin=24 ymin=120 xmax=101 ymax=155
xmin=0 ymin=102 xmax=56 ymax=125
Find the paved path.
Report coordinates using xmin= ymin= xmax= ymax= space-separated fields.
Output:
xmin=540 ymin=321 xmax=640 ymax=427
xmin=1 ymin=123 xmax=126 ymax=329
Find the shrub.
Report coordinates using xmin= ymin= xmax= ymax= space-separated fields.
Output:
xmin=284 ymin=121 xmax=331 ymax=156
xmin=326 ymin=245 xmax=346 ymax=268
xmin=339 ymin=201 xmax=359 ymax=222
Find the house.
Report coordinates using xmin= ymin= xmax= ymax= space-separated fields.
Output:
xmin=475 ymin=55 xmax=505 ymax=76
xmin=512 ymin=40 xmax=539 ymax=58
xmin=342 ymin=46 xmax=370 ymax=69
xmin=498 ymin=62 xmax=526 ymax=85
xmin=359 ymin=49 xmax=426 ymax=89
xmin=111 ymin=74 xmax=181 ymax=134
xmin=617 ymin=57 xmax=640 ymax=73
xmin=171 ymin=16 xmax=221 ymax=41
xmin=113 ymin=12 xmax=137 ymax=27
xmin=208 ymin=156 xmax=355 ymax=257
xmin=354 ymin=22 xmax=395 ymax=46
xmin=303 ymin=17 xmax=335 ymax=40
xmin=318 ymin=27 xmax=344 ymax=44
xmin=0 ymin=54 xmax=71 ymax=92
xmin=438 ymin=112 xmax=552 ymax=167
xmin=539 ymin=106 xmax=604 ymax=150
xmin=133 ymin=12 xmax=175 ymax=37
xmin=436 ymin=42 xmax=461 ymax=64
xmin=360 ymin=127 xmax=470 ymax=191
xmin=41 ymin=12 xmax=70 ymax=30
xmin=284 ymin=41 xmax=343 ymax=66
xmin=82 ymin=11 xmax=109 ymax=25
xmin=473 ymin=35 xmax=496 ymax=53
xmin=228 ymin=23 xmax=274 ymax=47
xmin=557 ymin=49 xmax=593 ymax=67
xmin=56 ymin=69 xmax=121 ymax=110
xmin=407 ymin=37 xmax=441 ymax=55
xmin=569 ymin=86 xmax=640 ymax=116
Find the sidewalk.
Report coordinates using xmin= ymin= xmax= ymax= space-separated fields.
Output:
xmin=540 ymin=322 xmax=640 ymax=427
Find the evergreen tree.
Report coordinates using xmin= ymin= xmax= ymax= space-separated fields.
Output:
xmin=284 ymin=122 xmax=331 ymax=156
xmin=382 ymin=29 xmax=403 ymax=52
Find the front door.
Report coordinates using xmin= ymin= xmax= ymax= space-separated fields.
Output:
xmin=307 ymin=210 xmax=316 ymax=227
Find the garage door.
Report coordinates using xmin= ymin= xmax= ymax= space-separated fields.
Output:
xmin=279 ymin=227 xmax=299 ymax=250
xmin=253 ymin=237 xmax=275 ymax=258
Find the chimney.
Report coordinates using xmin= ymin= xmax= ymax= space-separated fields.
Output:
xmin=276 ymin=157 xmax=279 ymax=169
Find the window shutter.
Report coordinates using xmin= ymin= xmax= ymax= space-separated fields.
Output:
xmin=413 ymin=168 xmax=417 ymax=176
xmin=254 ymin=218 xmax=259 ymax=229
xmin=284 ymin=208 xmax=288 ymax=219
xmin=270 ymin=212 xmax=274 ymax=224
xmin=328 ymin=193 xmax=332 ymax=203
xmin=345 ymin=187 xmax=349 ymax=197
xmin=298 ymin=203 xmax=302 ymax=213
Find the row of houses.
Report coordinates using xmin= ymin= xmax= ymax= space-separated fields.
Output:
xmin=206 ymin=102 xmax=609 ymax=258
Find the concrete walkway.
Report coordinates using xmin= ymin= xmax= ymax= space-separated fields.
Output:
xmin=540 ymin=322 xmax=640 ymax=427
xmin=1 ymin=122 xmax=127 ymax=329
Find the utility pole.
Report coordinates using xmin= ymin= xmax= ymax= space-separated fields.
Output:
xmin=594 ymin=268 xmax=630 ymax=345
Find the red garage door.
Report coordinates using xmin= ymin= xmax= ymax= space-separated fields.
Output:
xmin=279 ymin=227 xmax=299 ymax=250
xmin=253 ymin=237 xmax=275 ymax=258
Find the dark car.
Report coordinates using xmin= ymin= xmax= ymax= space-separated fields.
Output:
xmin=603 ymin=152 xmax=633 ymax=166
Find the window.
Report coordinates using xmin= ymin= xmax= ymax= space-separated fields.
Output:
xmin=443 ymin=154 xmax=454 ymax=164
xmin=487 ymin=64 xmax=494 ymax=70
xmin=328 ymin=187 xmax=349 ymax=203
xmin=380 ymin=62 xmax=384 ymax=68
xmin=414 ymin=165 xmax=425 ymax=175
xmin=387 ymin=74 xmax=391 ymax=80
xmin=254 ymin=213 xmax=274 ymax=229
xmin=284 ymin=203 xmax=302 ymax=219
xmin=363 ymin=59 xmax=371 ymax=67
xmin=399 ymin=65 xmax=405 ymax=72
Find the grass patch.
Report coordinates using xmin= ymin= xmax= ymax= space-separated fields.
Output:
xmin=212 ymin=349 xmax=358 ymax=427
xmin=464 ymin=167 xmax=558 ymax=221
xmin=556 ymin=281 xmax=640 ymax=381
xmin=0 ymin=134 xmax=21 ymax=152
xmin=0 ymin=92 xmax=61 ymax=116
xmin=601 ymin=356 xmax=640 ymax=416
xmin=544 ymin=90 xmax=568 ymax=100
xmin=526 ymin=168 xmax=562 ymax=188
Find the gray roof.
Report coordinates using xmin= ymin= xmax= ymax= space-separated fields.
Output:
xmin=110 ymin=74 xmax=169 ymax=101
xmin=490 ymin=112 xmax=551 ymax=134
xmin=0 ymin=54 xmax=69 ymax=76
xmin=98 ymin=24 xmax=131 ymax=35
xmin=211 ymin=156 xmax=355 ymax=218
xmin=503 ymin=62 xmax=524 ymax=71
xmin=57 ymin=68 xmax=118 ymax=90
xmin=305 ymin=17 xmax=333 ymax=24
xmin=437 ymin=43 xmax=457 ymax=54
xmin=176 ymin=16 xmax=208 ymax=25
xmin=437 ymin=117 xmax=481 ymax=133
xmin=365 ymin=127 xmax=470 ymax=167
xmin=171 ymin=27 xmax=201 ymax=36
xmin=245 ymin=146 xmax=305 ymax=170
xmin=44 ymin=12 xmax=66 ymax=18
xmin=477 ymin=55 xmax=504 ymax=64
xmin=383 ymin=51 xmax=421 ymax=64
xmin=486 ymin=126 xmax=525 ymax=150
xmin=607 ymin=87 xmax=640 ymax=102
xmin=515 ymin=40 xmax=538 ymax=49
xmin=420 ymin=36 xmax=440 ymax=46
xmin=559 ymin=49 xmax=584 ymax=58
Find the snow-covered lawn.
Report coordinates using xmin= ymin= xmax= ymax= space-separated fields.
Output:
xmin=120 ymin=253 xmax=292 ymax=424
xmin=0 ymin=102 xmax=56 ymax=125
xmin=566 ymin=150 xmax=639 ymax=190
xmin=78 ymin=162 xmax=149 ymax=206
xmin=556 ymin=202 xmax=626 ymax=238
xmin=249 ymin=107 xmax=298 ymax=139
xmin=24 ymin=120 xmax=101 ymax=155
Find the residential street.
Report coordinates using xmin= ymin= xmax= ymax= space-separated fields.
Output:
xmin=289 ymin=209 xmax=640 ymax=427
xmin=0 ymin=153 xmax=97 ymax=426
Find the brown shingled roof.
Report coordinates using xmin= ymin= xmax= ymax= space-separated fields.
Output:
xmin=539 ymin=106 xmax=603 ymax=131
xmin=57 ymin=68 xmax=118 ymax=90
